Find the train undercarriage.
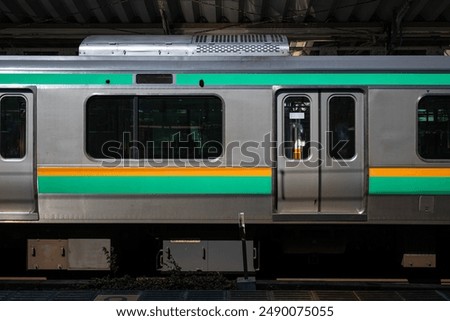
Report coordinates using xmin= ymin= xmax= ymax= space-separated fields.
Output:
xmin=0 ymin=223 xmax=449 ymax=282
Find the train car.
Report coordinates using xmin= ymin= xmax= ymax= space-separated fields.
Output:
xmin=1 ymin=34 xmax=450 ymax=277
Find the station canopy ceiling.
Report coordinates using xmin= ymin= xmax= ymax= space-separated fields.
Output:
xmin=0 ymin=0 xmax=450 ymax=55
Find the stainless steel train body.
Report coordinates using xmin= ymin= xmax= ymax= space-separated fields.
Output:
xmin=1 ymin=35 xmax=450 ymax=275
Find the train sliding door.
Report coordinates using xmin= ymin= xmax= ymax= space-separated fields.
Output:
xmin=319 ymin=91 xmax=365 ymax=214
xmin=276 ymin=92 xmax=320 ymax=213
xmin=276 ymin=90 xmax=365 ymax=217
xmin=0 ymin=92 xmax=37 ymax=220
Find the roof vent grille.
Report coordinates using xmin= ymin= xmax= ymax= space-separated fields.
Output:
xmin=192 ymin=34 xmax=288 ymax=56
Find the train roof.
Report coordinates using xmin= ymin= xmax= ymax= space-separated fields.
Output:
xmin=0 ymin=55 xmax=448 ymax=73
xmin=0 ymin=34 xmax=448 ymax=73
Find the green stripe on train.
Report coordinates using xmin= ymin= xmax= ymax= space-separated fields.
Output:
xmin=369 ymin=177 xmax=450 ymax=195
xmin=176 ymin=73 xmax=450 ymax=86
xmin=2 ymin=72 xmax=450 ymax=86
xmin=0 ymin=73 xmax=133 ymax=85
xmin=38 ymin=176 xmax=272 ymax=194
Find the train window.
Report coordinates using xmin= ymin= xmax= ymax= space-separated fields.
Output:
xmin=328 ymin=96 xmax=355 ymax=160
xmin=284 ymin=96 xmax=311 ymax=160
xmin=86 ymin=96 xmax=134 ymax=159
xmin=138 ymin=96 xmax=222 ymax=159
xmin=86 ymin=95 xmax=222 ymax=160
xmin=418 ymin=96 xmax=450 ymax=160
xmin=0 ymin=96 xmax=26 ymax=159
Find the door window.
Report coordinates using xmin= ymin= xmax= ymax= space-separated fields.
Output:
xmin=0 ymin=96 xmax=26 ymax=159
xmin=283 ymin=96 xmax=311 ymax=160
xmin=328 ymin=96 xmax=355 ymax=160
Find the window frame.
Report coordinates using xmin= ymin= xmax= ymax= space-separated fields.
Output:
xmin=0 ymin=95 xmax=27 ymax=160
xmin=417 ymin=94 xmax=450 ymax=161
xmin=327 ymin=94 xmax=356 ymax=161
xmin=282 ymin=95 xmax=312 ymax=161
xmin=85 ymin=94 xmax=224 ymax=160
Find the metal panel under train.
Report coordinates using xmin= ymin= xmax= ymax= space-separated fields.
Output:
xmin=157 ymin=240 xmax=257 ymax=272
xmin=27 ymin=239 xmax=110 ymax=271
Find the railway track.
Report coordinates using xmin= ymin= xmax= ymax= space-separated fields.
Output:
xmin=0 ymin=277 xmax=449 ymax=301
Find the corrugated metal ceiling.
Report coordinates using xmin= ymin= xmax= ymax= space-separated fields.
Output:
xmin=1 ymin=0 xmax=449 ymax=24
xmin=0 ymin=0 xmax=449 ymax=55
